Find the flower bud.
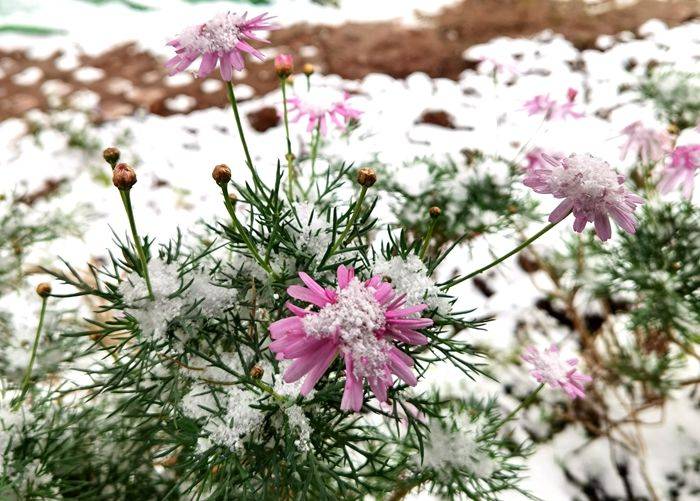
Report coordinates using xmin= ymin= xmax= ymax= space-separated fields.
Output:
xmin=249 ymin=365 xmax=264 ymax=380
xmin=303 ymin=63 xmax=315 ymax=76
xmin=36 ymin=282 xmax=52 ymax=298
xmin=112 ymin=163 xmax=137 ymax=190
xmin=566 ymin=87 xmax=578 ymax=103
xmin=274 ymin=54 xmax=294 ymax=79
xmin=212 ymin=164 xmax=231 ymax=185
xmin=102 ymin=147 xmax=120 ymax=167
xmin=357 ymin=168 xmax=377 ymax=188
xmin=429 ymin=206 xmax=441 ymax=218
xmin=667 ymin=123 xmax=680 ymax=136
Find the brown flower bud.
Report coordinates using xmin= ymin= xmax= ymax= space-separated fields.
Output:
xmin=667 ymin=123 xmax=680 ymax=136
xmin=36 ymin=282 xmax=52 ymax=298
xmin=102 ymin=147 xmax=120 ymax=167
xmin=303 ymin=63 xmax=315 ymax=76
xmin=429 ymin=206 xmax=441 ymax=218
xmin=249 ymin=365 xmax=264 ymax=380
xmin=357 ymin=168 xmax=377 ymax=188
xmin=112 ymin=163 xmax=137 ymax=190
xmin=212 ymin=164 xmax=231 ymax=185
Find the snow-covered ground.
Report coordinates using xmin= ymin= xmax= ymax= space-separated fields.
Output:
xmin=1 ymin=1 xmax=699 ymax=498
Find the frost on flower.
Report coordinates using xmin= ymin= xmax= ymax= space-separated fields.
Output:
xmin=523 ymin=153 xmax=645 ymax=241
xmin=288 ymin=87 xmax=361 ymax=135
xmin=119 ymin=259 xmax=183 ymax=342
xmin=166 ymin=11 xmax=278 ymax=80
xmin=422 ymin=415 xmax=495 ymax=479
xmin=373 ymin=254 xmax=450 ymax=314
xmin=268 ymin=265 xmax=433 ymax=412
xmin=522 ymin=343 xmax=592 ymax=399
xmin=659 ymin=144 xmax=700 ymax=199
xmin=619 ymin=121 xmax=672 ymax=165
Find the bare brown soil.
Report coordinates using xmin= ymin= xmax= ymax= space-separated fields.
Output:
xmin=0 ymin=0 xmax=696 ymax=122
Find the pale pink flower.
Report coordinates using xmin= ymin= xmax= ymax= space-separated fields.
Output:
xmin=524 ymin=148 xmax=564 ymax=174
xmin=523 ymin=87 xmax=583 ymax=120
xmin=287 ymin=88 xmax=361 ymax=135
xmin=523 ymin=153 xmax=644 ymax=241
xmin=477 ymin=55 xmax=521 ymax=78
xmin=659 ymin=144 xmax=700 ymax=198
xmin=268 ymin=265 xmax=432 ymax=412
xmin=522 ymin=344 xmax=592 ymax=399
xmin=619 ymin=121 xmax=673 ymax=164
xmin=165 ymin=12 xmax=278 ymax=81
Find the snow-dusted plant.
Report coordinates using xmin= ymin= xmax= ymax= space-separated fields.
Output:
xmin=3 ymin=8 xmax=699 ymax=501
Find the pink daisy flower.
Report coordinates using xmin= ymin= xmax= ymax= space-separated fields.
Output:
xmin=619 ymin=121 xmax=673 ymax=165
xmin=524 ymin=153 xmax=644 ymax=241
xmin=522 ymin=343 xmax=592 ymax=399
xmin=287 ymin=88 xmax=361 ymax=135
xmin=268 ymin=265 xmax=433 ymax=412
xmin=524 ymin=148 xmax=563 ymax=174
xmin=658 ymin=144 xmax=700 ymax=199
xmin=477 ymin=55 xmax=521 ymax=78
xmin=523 ymin=87 xmax=583 ymax=120
xmin=165 ymin=12 xmax=278 ymax=81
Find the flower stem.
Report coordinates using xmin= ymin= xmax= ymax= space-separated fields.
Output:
xmin=310 ymin=122 xmax=321 ymax=174
xmin=418 ymin=217 xmax=438 ymax=260
xmin=220 ymin=184 xmax=274 ymax=276
xmin=328 ymin=186 xmax=368 ymax=258
xmin=119 ymin=190 xmax=153 ymax=299
xmin=13 ymin=295 xmax=48 ymax=410
xmin=225 ymin=81 xmax=263 ymax=190
xmin=444 ymin=220 xmax=558 ymax=289
xmin=280 ymin=78 xmax=295 ymax=201
xmin=490 ymin=383 xmax=544 ymax=433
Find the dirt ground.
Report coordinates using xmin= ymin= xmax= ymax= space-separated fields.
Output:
xmin=0 ymin=0 xmax=697 ymax=123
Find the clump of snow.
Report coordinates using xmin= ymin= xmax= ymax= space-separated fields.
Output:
xmin=373 ymin=254 xmax=450 ymax=313
xmin=422 ymin=415 xmax=495 ymax=479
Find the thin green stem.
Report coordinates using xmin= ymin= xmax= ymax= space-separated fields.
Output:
xmin=444 ymin=220 xmax=559 ymax=289
xmin=225 ymin=81 xmax=263 ymax=191
xmin=13 ymin=297 xmax=48 ymax=410
xmin=220 ymin=184 xmax=274 ymax=276
xmin=418 ymin=218 xmax=438 ymax=260
xmin=490 ymin=383 xmax=544 ymax=433
xmin=310 ymin=122 xmax=321 ymax=174
xmin=119 ymin=190 xmax=153 ymax=299
xmin=305 ymin=74 xmax=311 ymax=92
xmin=280 ymin=78 xmax=295 ymax=201
xmin=328 ymin=186 xmax=368 ymax=258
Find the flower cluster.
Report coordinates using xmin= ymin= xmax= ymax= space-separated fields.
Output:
xmin=524 ymin=153 xmax=645 ymax=240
